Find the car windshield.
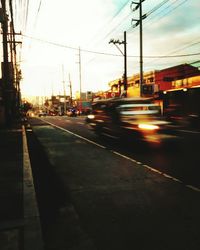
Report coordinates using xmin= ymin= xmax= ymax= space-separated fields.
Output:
xmin=116 ymin=103 xmax=162 ymax=124
xmin=118 ymin=103 xmax=161 ymax=115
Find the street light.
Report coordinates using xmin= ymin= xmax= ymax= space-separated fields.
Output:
xmin=109 ymin=31 xmax=127 ymax=97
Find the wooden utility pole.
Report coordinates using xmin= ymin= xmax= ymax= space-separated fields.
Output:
xmin=123 ymin=31 xmax=127 ymax=95
xmin=109 ymin=31 xmax=127 ymax=97
xmin=1 ymin=0 xmax=13 ymax=126
xmin=62 ymin=65 xmax=66 ymax=114
xmin=78 ymin=47 xmax=82 ymax=100
xmin=131 ymin=0 xmax=146 ymax=97
xmin=139 ymin=0 xmax=143 ymax=97
xmin=69 ymin=73 xmax=73 ymax=106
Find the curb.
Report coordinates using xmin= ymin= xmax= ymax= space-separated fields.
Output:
xmin=22 ymin=125 xmax=44 ymax=250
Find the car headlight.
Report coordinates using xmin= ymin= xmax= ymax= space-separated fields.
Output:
xmin=138 ymin=123 xmax=159 ymax=130
xmin=87 ymin=114 xmax=95 ymax=119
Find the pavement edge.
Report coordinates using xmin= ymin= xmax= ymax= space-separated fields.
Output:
xmin=22 ymin=125 xmax=44 ymax=250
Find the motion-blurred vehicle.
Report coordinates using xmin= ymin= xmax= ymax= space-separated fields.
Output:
xmin=164 ymin=104 xmax=200 ymax=130
xmin=67 ymin=108 xmax=77 ymax=117
xmin=86 ymin=97 xmax=180 ymax=146
xmin=48 ymin=110 xmax=57 ymax=116
xmin=38 ymin=111 xmax=47 ymax=117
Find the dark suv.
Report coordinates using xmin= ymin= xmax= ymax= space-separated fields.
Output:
xmin=86 ymin=97 xmax=179 ymax=145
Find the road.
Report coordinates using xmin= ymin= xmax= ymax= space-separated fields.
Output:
xmin=26 ymin=115 xmax=200 ymax=250
xmin=32 ymin=115 xmax=200 ymax=189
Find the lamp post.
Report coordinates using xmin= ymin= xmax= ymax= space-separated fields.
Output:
xmin=109 ymin=31 xmax=127 ymax=97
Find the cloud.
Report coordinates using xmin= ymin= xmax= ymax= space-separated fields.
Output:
xmin=20 ymin=0 xmax=200 ymax=98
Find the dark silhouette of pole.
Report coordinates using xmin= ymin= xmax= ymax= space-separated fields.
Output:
xmin=78 ymin=47 xmax=82 ymax=100
xmin=1 ymin=1 xmax=9 ymax=82
xmin=69 ymin=73 xmax=72 ymax=106
xmin=139 ymin=0 xmax=143 ymax=97
xmin=131 ymin=0 xmax=146 ymax=97
xmin=124 ymin=31 xmax=127 ymax=95
xmin=109 ymin=31 xmax=127 ymax=97
xmin=1 ymin=0 xmax=13 ymax=126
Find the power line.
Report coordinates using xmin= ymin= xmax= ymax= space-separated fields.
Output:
xmin=23 ymin=0 xmax=30 ymax=33
xmin=191 ymin=60 xmax=200 ymax=65
xmin=86 ymin=0 xmax=180 ymax=65
xmin=155 ymin=0 xmax=189 ymax=22
xmin=127 ymin=0 xmax=187 ymax=32
xmin=85 ymin=0 xmax=133 ymax=66
xmin=163 ymin=40 xmax=200 ymax=57
xmin=145 ymin=0 xmax=170 ymax=16
xmin=131 ymin=0 xmax=192 ymax=68
xmin=22 ymin=34 xmax=200 ymax=59
xmin=33 ymin=0 xmax=42 ymax=29
xmin=142 ymin=52 xmax=200 ymax=58
xmin=86 ymin=0 xmax=131 ymax=47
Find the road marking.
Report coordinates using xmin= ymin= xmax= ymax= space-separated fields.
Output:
xmin=186 ymin=185 xmax=200 ymax=192
xmin=22 ymin=125 xmax=44 ymax=250
xmin=143 ymin=164 xmax=163 ymax=175
xmin=37 ymin=119 xmax=200 ymax=193
xmin=43 ymin=120 xmax=106 ymax=149
xmin=179 ymin=129 xmax=200 ymax=134
xmin=110 ymin=150 xmax=137 ymax=162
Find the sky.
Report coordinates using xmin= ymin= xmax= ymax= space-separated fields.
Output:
xmin=14 ymin=0 xmax=200 ymax=99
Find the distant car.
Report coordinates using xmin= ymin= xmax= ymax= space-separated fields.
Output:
xmin=38 ymin=111 xmax=47 ymax=117
xmin=67 ymin=108 xmax=77 ymax=117
xmin=49 ymin=110 xmax=57 ymax=116
xmin=86 ymin=97 xmax=180 ymax=146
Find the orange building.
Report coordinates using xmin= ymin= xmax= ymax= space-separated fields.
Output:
xmin=108 ymin=64 xmax=200 ymax=98
xmin=156 ymin=64 xmax=200 ymax=91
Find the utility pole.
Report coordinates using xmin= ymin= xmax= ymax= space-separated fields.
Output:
xmin=124 ymin=31 xmax=127 ymax=96
xmin=68 ymin=73 xmax=72 ymax=107
xmin=77 ymin=47 xmax=82 ymax=114
xmin=9 ymin=0 xmax=22 ymax=116
xmin=62 ymin=65 xmax=66 ymax=114
xmin=131 ymin=0 xmax=146 ymax=97
xmin=78 ymin=47 xmax=82 ymax=100
xmin=1 ymin=0 xmax=13 ymax=126
xmin=109 ymin=31 xmax=127 ymax=97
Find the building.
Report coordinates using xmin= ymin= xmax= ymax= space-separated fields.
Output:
xmin=44 ymin=95 xmax=71 ymax=115
xmin=127 ymin=71 xmax=158 ymax=98
xmin=156 ymin=64 xmax=200 ymax=91
xmin=108 ymin=63 xmax=200 ymax=98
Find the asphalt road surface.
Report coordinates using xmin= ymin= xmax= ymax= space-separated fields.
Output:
xmin=26 ymin=116 xmax=200 ymax=250
xmin=33 ymin=115 xmax=200 ymax=189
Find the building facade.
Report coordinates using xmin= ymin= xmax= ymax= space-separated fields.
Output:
xmin=108 ymin=64 xmax=200 ymax=98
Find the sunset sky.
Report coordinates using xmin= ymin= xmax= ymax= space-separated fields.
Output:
xmin=15 ymin=0 xmax=200 ymax=98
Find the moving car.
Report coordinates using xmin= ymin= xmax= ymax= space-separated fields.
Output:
xmin=66 ymin=108 xmax=77 ymax=117
xmin=86 ymin=97 xmax=180 ymax=146
xmin=38 ymin=111 xmax=47 ymax=117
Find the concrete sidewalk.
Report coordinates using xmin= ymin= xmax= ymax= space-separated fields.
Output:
xmin=0 ymin=121 xmax=43 ymax=250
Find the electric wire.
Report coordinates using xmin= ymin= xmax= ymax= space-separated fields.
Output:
xmin=87 ymin=0 xmax=182 ymax=65
xmin=20 ymin=0 xmax=191 ymax=66
xmin=19 ymin=0 xmax=199 ymax=83
xmin=22 ymin=34 xmax=200 ymax=59
xmin=145 ymin=0 xmax=170 ymax=16
xmin=86 ymin=0 xmax=132 ymax=47
xmin=85 ymin=0 xmax=172 ymax=65
xmin=23 ymin=0 xmax=29 ymax=33
xmin=33 ymin=0 xmax=42 ymax=29
xmin=127 ymin=0 xmax=194 ymax=70
xmin=127 ymin=0 xmax=188 ymax=32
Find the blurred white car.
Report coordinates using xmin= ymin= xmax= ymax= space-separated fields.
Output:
xmin=87 ymin=97 xmax=180 ymax=145
xmin=38 ymin=111 xmax=47 ymax=117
